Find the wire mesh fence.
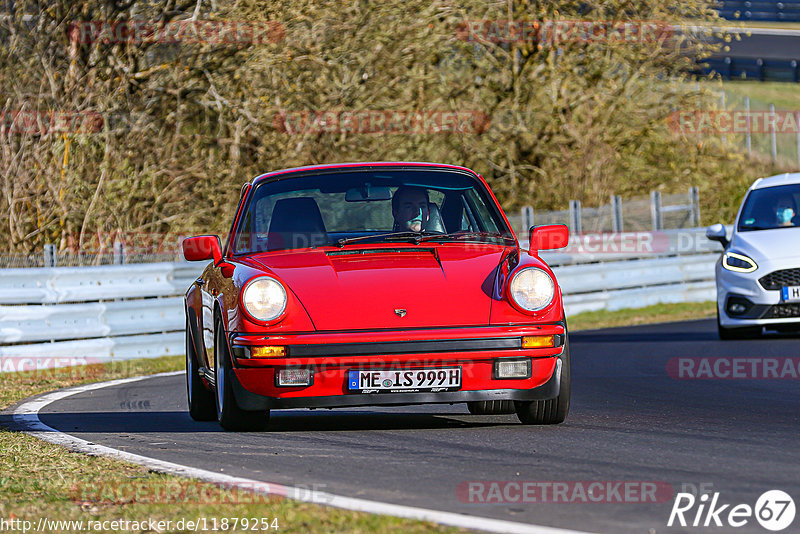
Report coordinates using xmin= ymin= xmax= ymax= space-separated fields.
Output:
xmin=3 ymin=188 xmax=702 ymax=268
xmin=716 ymin=90 xmax=800 ymax=168
xmin=507 ymin=188 xmax=701 ymax=237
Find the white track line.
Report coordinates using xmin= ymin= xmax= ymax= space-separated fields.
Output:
xmin=9 ymin=372 xmax=595 ymax=534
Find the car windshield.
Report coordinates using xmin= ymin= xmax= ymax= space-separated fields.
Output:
xmin=738 ymin=184 xmax=800 ymax=232
xmin=231 ymin=168 xmax=514 ymax=253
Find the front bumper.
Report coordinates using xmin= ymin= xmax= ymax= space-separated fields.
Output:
xmin=716 ymin=263 xmax=800 ymax=328
xmin=227 ymin=324 xmax=565 ymax=410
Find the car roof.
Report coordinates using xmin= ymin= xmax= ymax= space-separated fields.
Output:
xmin=751 ymin=172 xmax=800 ymax=190
xmin=251 ymin=162 xmax=479 ymax=184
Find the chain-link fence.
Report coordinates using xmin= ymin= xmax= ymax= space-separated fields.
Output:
xmin=507 ymin=188 xmax=701 ymax=237
xmin=717 ymin=90 xmax=800 ymax=168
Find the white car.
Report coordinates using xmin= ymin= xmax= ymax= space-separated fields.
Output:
xmin=706 ymin=173 xmax=800 ymax=339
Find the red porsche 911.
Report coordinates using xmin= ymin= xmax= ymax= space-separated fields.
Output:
xmin=182 ymin=162 xmax=570 ymax=431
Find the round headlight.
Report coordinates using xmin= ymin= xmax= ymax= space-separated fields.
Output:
xmin=509 ymin=267 xmax=555 ymax=312
xmin=242 ymin=277 xmax=287 ymax=322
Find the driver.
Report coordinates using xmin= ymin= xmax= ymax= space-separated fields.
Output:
xmin=392 ymin=186 xmax=430 ymax=232
xmin=773 ymin=195 xmax=797 ymax=227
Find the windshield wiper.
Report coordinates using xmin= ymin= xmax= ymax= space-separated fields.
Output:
xmin=336 ymin=231 xmax=440 ymax=247
xmin=418 ymin=231 xmax=512 ymax=243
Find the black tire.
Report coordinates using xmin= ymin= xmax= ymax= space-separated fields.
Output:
xmin=515 ymin=336 xmax=571 ymax=425
xmin=717 ymin=311 xmax=761 ymax=340
xmin=214 ymin=319 xmax=270 ymax=431
xmin=467 ymin=400 xmax=516 ymax=415
xmin=185 ymin=318 xmax=216 ymax=421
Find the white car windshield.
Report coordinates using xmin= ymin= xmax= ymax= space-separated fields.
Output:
xmin=738 ymin=184 xmax=800 ymax=232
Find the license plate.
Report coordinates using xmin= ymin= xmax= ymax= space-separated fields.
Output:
xmin=782 ymin=286 xmax=800 ymax=302
xmin=348 ymin=367 xmax=462 ymax=393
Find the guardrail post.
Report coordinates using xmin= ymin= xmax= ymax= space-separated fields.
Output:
xmin=769 ymin=103 xmax=777 ymax=162
xmin=689 ymin=187 xmax=701 ymax=227
xmin=568 ymin=200 xmax=582 ymax=235
xmin=611 ymin=195 xmax=623 ymax=233
xmin=521 ymin=206 xmax=534 ymax=233
xmin=650 ymin=191 xmax=663 ymax=231
xmin=113 ymin=238 xmax=125 ymax=265
xmin=43 ymin=244 xmax=57 ymax=268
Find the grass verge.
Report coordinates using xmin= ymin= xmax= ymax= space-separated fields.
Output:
xmin=0 ymin=301 xmax=716 ymax=532
xmin=568 ymin=301 xmax=717 ymax=331
xmin=0 ymin=357 xmax=457 ymax=533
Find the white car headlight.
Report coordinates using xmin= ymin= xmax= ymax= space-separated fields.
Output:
xmin=242 ymin=277 xmax=287 ymax=322
xmin=509 ymin=267 xmax=555 ymax=312
xmin=722 ymin=251 xmax=758 ymax=273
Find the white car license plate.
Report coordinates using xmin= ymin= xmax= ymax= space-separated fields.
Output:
xmin=782 ymin=286 xmax=800 ymax=302
xmin=348 ymin=367 xmax=462 ymax=393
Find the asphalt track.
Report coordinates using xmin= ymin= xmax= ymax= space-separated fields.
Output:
xmin=19 ymin=319 xmax=800 ymax=533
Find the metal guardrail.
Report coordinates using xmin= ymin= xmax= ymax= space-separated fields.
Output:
xmin=0 ymin=246 xmax=722 ymax=372
xmin=718 ymin=0 xmax=800 ymax=22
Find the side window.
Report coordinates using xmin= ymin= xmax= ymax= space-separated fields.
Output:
xmin=233 ymin=207 xmax=252 ymax=254
xmin=465 ymin=189 xmax=500 ymax=233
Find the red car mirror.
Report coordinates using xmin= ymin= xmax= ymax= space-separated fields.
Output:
xmin=182 ymin=235 xmax=222 ymax=263
xmin=530 ymin=225 xmax=569 ymax=252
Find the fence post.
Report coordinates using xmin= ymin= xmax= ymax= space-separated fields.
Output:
xmin=113 ymin=238 xmax=125 ymax=265
xmin=650 ymin=191 xmax=663 ymax=231
xmin=521 ymin=206 xmax=534 ymax=234
xmin=689 ymin=186 xmax=701 ymax=227
xmin=770 ymin=103 xmax=777 ymax=162
xmin=745 ymin=96 xmax=751 ymax=156
xmin=43 ymin=244 xmax=57 ymax=267
xmin=569 ymin=200 xmax=582 ymax=235
xmin=611 ymin=195 xmax=623 ymax=233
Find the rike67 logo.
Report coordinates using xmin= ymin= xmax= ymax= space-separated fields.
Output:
xmin=668 ymin=490 xmax=795 ymax=531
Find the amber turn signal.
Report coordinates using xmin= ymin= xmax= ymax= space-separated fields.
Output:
xmin=250 ymin=346 xmax=286 ymax=358
xmin=521 ymin=335 xmax=555 ymax=348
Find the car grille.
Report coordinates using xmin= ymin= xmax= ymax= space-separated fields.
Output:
xmin=762 ymin=304 xmax=800 ymax=319
xmin=759 ymin=268 xmax=800 ymax=290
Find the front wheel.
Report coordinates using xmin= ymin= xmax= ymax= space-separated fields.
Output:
xmin=515 ymin=337 xmax=571 ymax=425
xmin=214 ymin=320 xmax=270 ymax=431
xmin=186 ymin=318 xmax=216 ymax=421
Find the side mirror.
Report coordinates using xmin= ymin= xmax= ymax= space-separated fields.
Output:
xmin=182 ymin=235 xmax=223 ymax=263
xmin=530 ymin=224 xmax=570 ymax=252
xmin=705 ymin=224 xmax=729 ymax=249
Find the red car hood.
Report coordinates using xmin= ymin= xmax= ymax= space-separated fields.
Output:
xmin=250 ymin=245 xmax=509 ymax=331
